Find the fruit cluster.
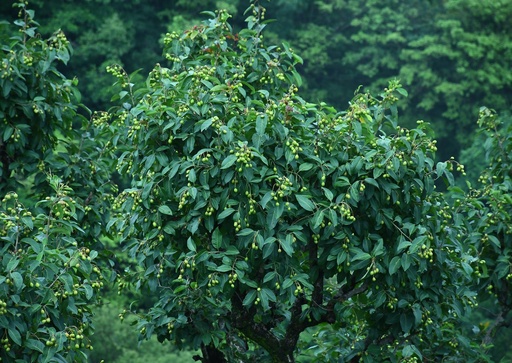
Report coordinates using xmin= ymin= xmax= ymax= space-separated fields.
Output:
xmin=367 ymin=264 xmax=380 ymax=282
xmin=317 ymin=115 xmax=339 ymax=133
xmin=414 ymin=277 xmax=423 ymax=289
xmin=0 ymin=52 xmax=15 ymax=79
xmin=233 ymin=216 xmax=243 ymax=233
xmin=247 ymin=194 xmax=257 ymax=215
xmin=232 ymin=144 xmax=253 ymax=172
xmin=91 ymin=111 xmax=109 ymax=127
xmin=293 ymin=283 xmax=304 ymax=297
xmin=113 ymin=190 xmax=141 ymax=213
xmin=1 ymin=337 xmax=11 ymax=353
xmin=106 ymin=64 xmax=129 ymax=88
xmin=271 ymin=175 xmax=293 ymax=205
xmin=402 ymin=356 xmax=420 ymax=363
xmin=418 ymin=244 xmax=434 ymax=263
xmin=205 ymin=205 xmax=215 ymax=217
xmin=335 ymin=202 xmax=355 ymax=222
xmin=285 ymin=138 xmax=302 ymax=160
xmin=148 ymin=64 xmax=171 ymax=88
xmin=47 ymin=29 xmax=69 ymax=51
xmin=228 ymin=272 xmax=237 ymax=288
xmin=177 ymin=104 xmax=189 ymax=117
xmin=0 ymin=299 xmax=7 ymax=315
xmin=210 ymin=115 xmax=223 ymax=130
xmin=22 ymin=52 xmax=34 ymax=66
xmin=191 ymin=65 xmax=216 ymax=87
xmin=163 ymin=31 xmax=180 ymax=47
xmin=65 ymin=326 xmax=90 ymax=350
xmin=127 ymin=117 xmax=146 ymax=140
xmin=207 ymin=273 xmax=220 ymax=288
xmin=386 ymin=295 xmax=398 ymax=309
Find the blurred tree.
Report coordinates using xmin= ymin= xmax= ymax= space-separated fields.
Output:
xmin=89 ymin=303 xmax=197 ymax=363
xmin=263 ymin=0 xmax=512 ymax=161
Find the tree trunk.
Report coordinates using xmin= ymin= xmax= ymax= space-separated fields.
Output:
xmin=193 ymin=343 xmax=228 ymax=363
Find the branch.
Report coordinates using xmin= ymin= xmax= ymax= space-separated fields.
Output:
xmin=322 ymin=280 xmax=369 ymax=323
xmin=334 ymin=281 xmax=369 ymax=302
xmin=482 ymin=307 xmax=511 ymax=346
xmin=309 ymin=239 xmax=324 ymax=308
xmin=230 ymin=293 xmax=284 ymax=359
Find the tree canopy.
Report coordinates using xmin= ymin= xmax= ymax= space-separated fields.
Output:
xmin=1 ymin=1 xmax=511 ymax=362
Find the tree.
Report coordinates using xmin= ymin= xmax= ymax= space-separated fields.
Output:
xmin=106 ymin=4 xmax=481 ymax=362
xmin=453 ymin=108 xmax=512 ymax=361
xmin=0 ymin=3 xmax=114 ymax=361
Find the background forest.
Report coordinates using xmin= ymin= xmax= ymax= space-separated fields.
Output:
xmin=2 ymin=0 xmax=511 ymax=163
xmin=1 ymin=0 xmax=511 ymax=362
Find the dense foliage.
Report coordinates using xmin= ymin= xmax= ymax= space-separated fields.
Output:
xmin=0 ymin=4 xmax=114 ymax=362
xmin=454 ymin=108 xmax=512 ymax=354
xmin=104 ymin=6 xmax=482 ymax=362
xmin=1 ymin=1 xmax=511 ymax=362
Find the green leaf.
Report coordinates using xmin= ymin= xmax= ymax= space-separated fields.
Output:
xmin=397 ymin=88 xmax=408 ymax=97
xmin=218 ymin=208 xmax=235 ymax=220
xmin=364 ymin=177 xmax=379 ymax=188
xmin=412 ymin=304 xmax=422 ymax=325
xmin=25 ymin=338 xmax=45 ymax=353
xmin=256 ymin=114 xmax=267 ymax=135
xmin=216 ymin=264 xmax=231 ymax=272
xmin=389 ymin=256 xmax=401 ymax=275
xmin=243 ymin=290 xmax=257 ymax=306
xmin=397 ymin=238 xmax=411 ymax=253
xmin=59 ymin=273 xmax=74 ymax=292
xmin=187 ymin=237 xmax=197 ymax=252
xmin=6 ymin=258 xmax=20 ymax=272
xmin=461 ymin=261 xmax=473 ymax=276
xmin=371 ymin=239 xmax=384 ymax=257
xmin=158 ymin=205 xmax=173 ymax=215
xmin=210 ymin=84 xmax=228 ymax=92
xmin=8 ymin=325 xmax=21 ymax=346
xmin=436 ymin=162 xmax=446 ymax=178
xmin=487 ymin=235 xmax=500 ymax=248
xmin=280 ymin=234 xmax=294 ymax=257
xmin=400 ymin=313 xmax=413 ymax=334
xmin=350 ymin=248 xmax=371 ymax=261
xmin=3 ymin=126 xmax=13 ymax=142
xmin=263 ymin=271 xmax=276 ymax=283
xmin=322 ymin=187 xmax=333 ymax=201
xmin=299 ymin=163 xmax=314 ymax=172
xmin=296 ymin=194 xmax=315 ymax=211
xmin=401 ymin=253 xmax=412 ymax=271
xmin=84 ymin=284 xmax=93 ymax=300
xmin=11 ymin=271 xmax=23 ymax=290
xmin=237 ymin=228 xmax=254 ymax=236
xmin=312 ymin=210 xmax=324 ymax=230
xmin=267 ymin=203 xmax=284 ymax=230
xmin=221 ymin=154 xmax=237 ymax=169
xmin=21 ymin=216 xmax=34 ymax=230
xmin=282 ymin=278 xmax=293 ymax=290
xmin=225 ymin=246 xmax=239 ymax=255
xmin=212 ymin=228 xmax=222 ymax=249
xmin=174 ymin=285 xmax=187 ymax=294
xmin=260 ymin=191 xmax=272 ymax=209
